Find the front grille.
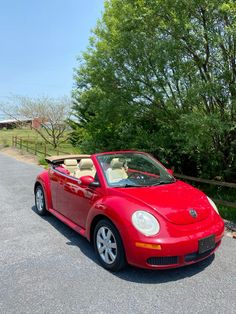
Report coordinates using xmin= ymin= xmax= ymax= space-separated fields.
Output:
xmin=184 ymin=241 xmax=219 ymax=263
xmin=147 ymin=256 xmax=179 ymax=266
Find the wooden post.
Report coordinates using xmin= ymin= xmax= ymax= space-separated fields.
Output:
xmin=20 ymin=138 xmax=22 ymax=149
xmin=34 ymin=142 xmax=37 ymax=155
xmin=26 ymin=139 xmax=29 ymax=152
xmin=15 ymin=136 xmax=17 ymax=147
xmin=12 ymin=136 xmax=14 ymax=147
xmin=44 ymin=144 xmax=47 ymax=157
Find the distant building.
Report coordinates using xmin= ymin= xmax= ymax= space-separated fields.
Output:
xmin=31 ymin=117 xmax=45 ymax=129
xmin=0 ymin=118 xmax=44 ymax=129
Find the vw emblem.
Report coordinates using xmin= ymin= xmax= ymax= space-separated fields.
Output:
xmin=189 ymin=209 xmax=197 ymax=218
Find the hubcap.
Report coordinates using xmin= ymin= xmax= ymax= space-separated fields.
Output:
xmin=96 ymin=226 xmax=117 ymax=264
xmin=36 ymin=189 xmax=44 ymax=212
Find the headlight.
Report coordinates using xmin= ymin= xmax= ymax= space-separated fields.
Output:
xmin=207 ymin=197 xmax=219 ymax=214
xmin=132 ymin=211 xmax=160 ymax=236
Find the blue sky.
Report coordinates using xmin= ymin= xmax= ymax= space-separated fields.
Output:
xmin=0 ymin=0 xmax=104 ymax=102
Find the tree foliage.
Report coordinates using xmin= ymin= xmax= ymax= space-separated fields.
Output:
xmin=70 ymin=0 xmax=236 ymax=180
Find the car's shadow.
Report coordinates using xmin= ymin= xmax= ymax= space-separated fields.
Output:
xmin=32 ymin=206 xmax=215 ymax=284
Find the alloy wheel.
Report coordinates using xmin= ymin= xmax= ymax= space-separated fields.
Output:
xmin=96 ymin=226 xmax=118 ymax=264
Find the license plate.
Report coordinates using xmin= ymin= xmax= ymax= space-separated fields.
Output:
xmin=198 ymin=235 xmax=215 ymax=254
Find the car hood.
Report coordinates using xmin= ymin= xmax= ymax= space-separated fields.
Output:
xmin=116 ymin=181 xmax=212 ymax=225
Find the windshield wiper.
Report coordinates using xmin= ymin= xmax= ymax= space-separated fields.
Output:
xmin=151 ymin=180 xmax=175 ymax=186
xmin=123 ymin=184 xmax=143 ymax=188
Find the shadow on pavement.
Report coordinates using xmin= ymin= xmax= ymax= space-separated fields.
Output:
xmin=31 ymin=205 xmax=215 ymax=284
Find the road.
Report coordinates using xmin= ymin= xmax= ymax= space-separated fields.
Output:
xmin=0 ymin=152 xmax=235 ymax=314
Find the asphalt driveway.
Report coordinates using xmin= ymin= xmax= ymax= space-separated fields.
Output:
xmin=0 ymin=152 xmax=235 ymax=314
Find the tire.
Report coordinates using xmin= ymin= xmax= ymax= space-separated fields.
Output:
xmin=93 ymin=219 xmax=126 ymax=272
xmin=35 ymin=185 xmax=47 ymax=216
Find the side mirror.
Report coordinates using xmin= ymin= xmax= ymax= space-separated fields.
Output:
xmin=167 ymin=168 xmax=174 ymax=176
xmin=79 ymin=175 xmax=100 ymax=187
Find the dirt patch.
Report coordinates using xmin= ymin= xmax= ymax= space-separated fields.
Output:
xmin=0 ymin=147 xmax=39 ymax=165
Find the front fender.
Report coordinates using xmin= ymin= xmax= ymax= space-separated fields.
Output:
xmin=85 ymin=195 xmax=147 ymax=244
xmin=34 ymin=170 xmax=53 ymax=210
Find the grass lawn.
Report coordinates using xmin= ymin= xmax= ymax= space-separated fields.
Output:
xmin=0 ymin=127 xmax=80 ymax=156
xmin=0 ymin=127 xmax=38 ymax=146
xmin=218 ymin=205 xmax=236 ymax=223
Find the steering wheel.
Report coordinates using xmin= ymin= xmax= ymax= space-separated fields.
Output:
xmin=128 ymin=172 xmax=146 ymax=180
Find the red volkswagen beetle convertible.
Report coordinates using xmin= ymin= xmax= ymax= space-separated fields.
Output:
xmin=34 ymin=151 xmax=224 ymax=271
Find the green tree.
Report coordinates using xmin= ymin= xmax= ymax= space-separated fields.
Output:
xmin=70 ymin=0 xmax=236 ymax=180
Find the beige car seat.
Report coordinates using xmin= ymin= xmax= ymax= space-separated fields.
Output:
xmin=105 ymin=158 xmax=128 ymax=183
xmin=63 ymin=159 xmax=78 ymax=174
xmin=74 ymin=158 xmax=96 ymax=178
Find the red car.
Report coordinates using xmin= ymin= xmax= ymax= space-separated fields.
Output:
xmin=34 ymin=151 xmax=224 ymax=271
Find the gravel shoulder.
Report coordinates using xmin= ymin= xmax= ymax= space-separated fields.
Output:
xmin=0 ymin=152 xmax=236 ymax=314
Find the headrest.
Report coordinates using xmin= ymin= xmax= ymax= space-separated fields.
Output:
xmin=79 ymin=158 xmax=94 ymax=170
xmin=110 ymin=158 xmax=124 ymax=169
xmin=64 ymin=159 xmax=77 ymax=166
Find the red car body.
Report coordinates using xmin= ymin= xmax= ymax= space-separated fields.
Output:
xmin=34 ymin=151 xmax=224 ymax=270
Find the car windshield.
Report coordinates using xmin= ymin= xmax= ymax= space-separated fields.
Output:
xmin=97 ymin=152 xmax=175 ymax=188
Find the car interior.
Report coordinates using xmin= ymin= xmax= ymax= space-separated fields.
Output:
xmin=63 ymin=159 xmax=78 ymax=174
xmin=105 ymin=158 xmax=128 ymax=183
xmin=55 ymin=158 xmax=97 ymax=181
xmin=73 ymin=158 xmax=96 ymax=178
xmin=56 ymin=156 xmax=129 ymax=185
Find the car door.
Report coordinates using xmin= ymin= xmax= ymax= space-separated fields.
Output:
xmin=49 ymin=167 xmax=102 ymax=228
xmin=48 ymin=167 xmax=65 ymax=211
xmin=63 ymin=175 xmax=102 ymax=227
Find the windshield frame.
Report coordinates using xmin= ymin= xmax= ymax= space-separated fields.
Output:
xmin=96 ymin=151 xmax=175 ymax=188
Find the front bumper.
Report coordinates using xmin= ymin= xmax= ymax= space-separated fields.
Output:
xmin=124 ymin=216 xmax=224 ymax=269
xmin=145 ymin=240 xmax=221 ymax=268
